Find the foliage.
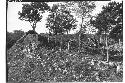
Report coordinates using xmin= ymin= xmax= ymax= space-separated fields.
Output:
xmin=90 ymin=1 xmax=123 ymax=38
xmin=105 ymin=1 xmax=123 ymax=41
xmin=109 ymin=42 xmax=122 ymax=52
xmin=7 ymin=48 xmax=123 ymax=82
xmin=7 ymin=30 xmax=25 ymax=49
xmin=7 ymin=33 xmax=123 ymax=82
xmin=46 ymin=4 xmax=77 ymax=51
xmin=7 ymin=1 xmax=123 ymax=83
xmin=64 ymin=1 xmax=96 ymax=51
xmin=18 ymin=2 xmax=50 ymax=31
xmin=26 ymin=30 xmax=38 ymax=35
xmin=108 ymin=42 xmax=123 ymax=62
xmin=90 ymin=1 xmax=123 ymax=62
xmin=109 ymin=24 xmax=123 ymax=41
xmin=64 ymin=1 xmax=96 ymax=19
xmin=46 ymin=4 xmax=77 ymax=35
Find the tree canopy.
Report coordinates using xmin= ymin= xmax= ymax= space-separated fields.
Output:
xmin=90 ymin=1 xmax=123 ymax=37
xmin=90 ymin=1 xmax=123 ymax=62
xmin=46 ymin=4 xmax=77 ymax=35
xmin=18 ymin=2 xmax=50 ymax=31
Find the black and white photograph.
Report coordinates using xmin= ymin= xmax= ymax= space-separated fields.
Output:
xmin=6 ymin=0 xmax=123 ymax=82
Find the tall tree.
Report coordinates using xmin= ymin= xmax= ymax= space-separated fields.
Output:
xmin=64 ymin=1 xmax=96 ymax=51
xmin=18 ymin=2 xmax=50 ymax=31
xmin=46 ymin=4 xmax=77 ymax=51
xmin=90 ymin=1 xmax=123 ymax=62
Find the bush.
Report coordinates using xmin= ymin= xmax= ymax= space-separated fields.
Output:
xmin=7 ymin=30 xmax=25 ymax=50
xmin=26 ymin=30 xmax=38 ymax=35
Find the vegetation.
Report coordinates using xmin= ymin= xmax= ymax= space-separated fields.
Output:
xmin=90 ymin=1 xmax=123 ymax=62
xmin=46 ymin=3 xmax=77 ymax=51
xmin=7 ymin=30 xmax=25 ymax=50
xmin=18 ymin=2 xmax=50 ymax=31
xmin=64 ymin=1 xmax=96 ymax=51
xmin=7 ymin=1 xmax=123 ymax=82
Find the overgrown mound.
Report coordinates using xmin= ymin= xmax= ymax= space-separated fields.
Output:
xmin=7 ymin=32 xmax=123 ymax=83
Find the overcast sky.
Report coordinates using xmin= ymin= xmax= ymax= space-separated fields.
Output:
xmin=7 ymin=0 xmax=122 ymax=34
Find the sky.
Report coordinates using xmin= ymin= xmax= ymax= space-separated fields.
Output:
xmin=7 ymin=0 xmax=123 ymax=34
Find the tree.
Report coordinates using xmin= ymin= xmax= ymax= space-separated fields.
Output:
xmin=18 ymin=2 xmax=50 ymax=31
xmin=90 ymin=1 xmax=123 ymax=62
xmin=46 ymin=4 xmax=77 ymax=51
xmin=64 ymin=1 xmax=96 ymax=51
xmin=109 ymin=2 xmax=123 ymax=43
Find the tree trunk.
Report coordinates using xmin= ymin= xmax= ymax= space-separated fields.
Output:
xmin=32 ymin=22 xmax=36 ymax=31
xmin=78 ymin=17 xmax=84 ymax=52
xmin=100 ymin=35 xmax=102 ymax=43
xmin=66 ymin=31 xmax=69 ymax=52
xmin=105 ymin=32 xmax=109 ymax=62
xmin=48 ymin=29 xmax=50 ymax=43
xmin=60 ymin=34 xmax=63 ymax=51
xmin=67 ymin=41 xmax=70 ymax=51
xmin=78 ymin=33 xmax=81 ymax=52
xmin=33 ymin=27 xmax=35 ymax=31
xmin=54 ymin=35 xmax=57 ymax=50
xmin=119 ymin=39 xmax=121 ymax=45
